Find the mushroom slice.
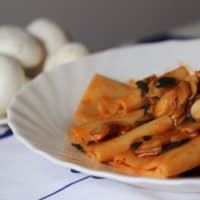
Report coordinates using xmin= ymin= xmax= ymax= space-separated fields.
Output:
xmin=0 ymin=26 xmax=45 ymax=68
xmin=154 ymin=81 xmax=191 ymax=121
xmin=190 ymin=99 xmax=200 ymax=121
xmin=27 ymin=18 xmax=70 ymax=54
xmin=154 ymin=87 xmax=177 ymax=117
xmin=176 ymin=81 xmax=191 ymax=106
xmin=184 ymin=75 xmax=198 ymax=99
xmin=171 ymin=81 xmax=191 ymax=122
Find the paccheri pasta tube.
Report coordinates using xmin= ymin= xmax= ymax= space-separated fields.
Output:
xmin=86 ymin=116 xmax=173 ymax=162
xmin=114 ymin=136 xmax=200 ymax=178
xmin=74 ymin=74 xmax=133 ymax=122
xmin=69 ymin=65 xmax=200 ymax=178
xmin=70 ymin=109 xmax=145 ymax=148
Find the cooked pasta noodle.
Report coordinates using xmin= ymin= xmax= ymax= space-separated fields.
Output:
xmin=69 ymin=65 xmax=200 ymax=178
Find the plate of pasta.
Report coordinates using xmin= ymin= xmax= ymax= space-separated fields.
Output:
xmin=7 ymin=39 xmax=200 ymax=192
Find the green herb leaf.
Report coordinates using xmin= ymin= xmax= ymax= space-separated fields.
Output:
xmin=143 ymin=135 xmax=152 ymax=141
xmin=156 ymin=77 xmax=177 ymax=88
xmin=162 ymin=138 xmax=191 ymax=153
xmin=144 ymin=99 xmax=150 ymax=114
xmin=72 ymin=143 xmax=84 ymax=152
xmin=131 ymin=141 xmax=143 ymax=150
xmin=136 ymin=81 xmax=149 ymax=96
xmin=87 ymin=141 xmax=96 ymax=146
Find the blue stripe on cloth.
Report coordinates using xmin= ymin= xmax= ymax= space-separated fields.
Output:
xmin=70 ymin=169 xmax=103 ymax=179
xmin=0 ymin=129 xmax=13 ymax=140
xmin=39 ymin=172 xmax=103 ymax=200
xmin=38 ymin=176 xmax=96 ymax=200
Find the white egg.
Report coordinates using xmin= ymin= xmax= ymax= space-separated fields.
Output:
xmin=44 ymin=42 xmax=89 ymax=72
xmin=0 ymin=55 xmax=27 ymax=117
xmin=0 ymin=26 xmax=45 ymax=69
xmin=27 ymin=18 xmax=70 ymax=55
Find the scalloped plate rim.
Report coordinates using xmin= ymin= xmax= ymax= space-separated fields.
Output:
xmin=0 ymin=117 xmax=7 ymax=125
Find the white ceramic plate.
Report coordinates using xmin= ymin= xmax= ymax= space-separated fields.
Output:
xmin=7 ymin=39 xmax=200 ymax=192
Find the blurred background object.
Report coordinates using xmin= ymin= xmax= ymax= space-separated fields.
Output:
xmin=1 ymin=0 xmax=200 ymax=51
xmin=0 ymin=17 xmax=90 ymax=117
xmin=1 ymin=0 xmax=200 ymax=119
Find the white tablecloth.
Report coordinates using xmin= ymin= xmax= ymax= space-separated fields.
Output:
xmin=2 ymin=23 xmax=200 ymax=200
xmin=1 ymin=134 xmax=200 ymax=200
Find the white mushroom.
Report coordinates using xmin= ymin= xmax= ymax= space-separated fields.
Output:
xmin=0 ymin=55 xmax=27 ymax=117
xmin=0 ymin=26 xmax=45 ymax=68
xmin=44 ymin=42 xmax=89 ymax=72
xmin=190 ymin=99 xmax=200 ymax=121
xmin=27 ymin=18 xmax=70 ymax=54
